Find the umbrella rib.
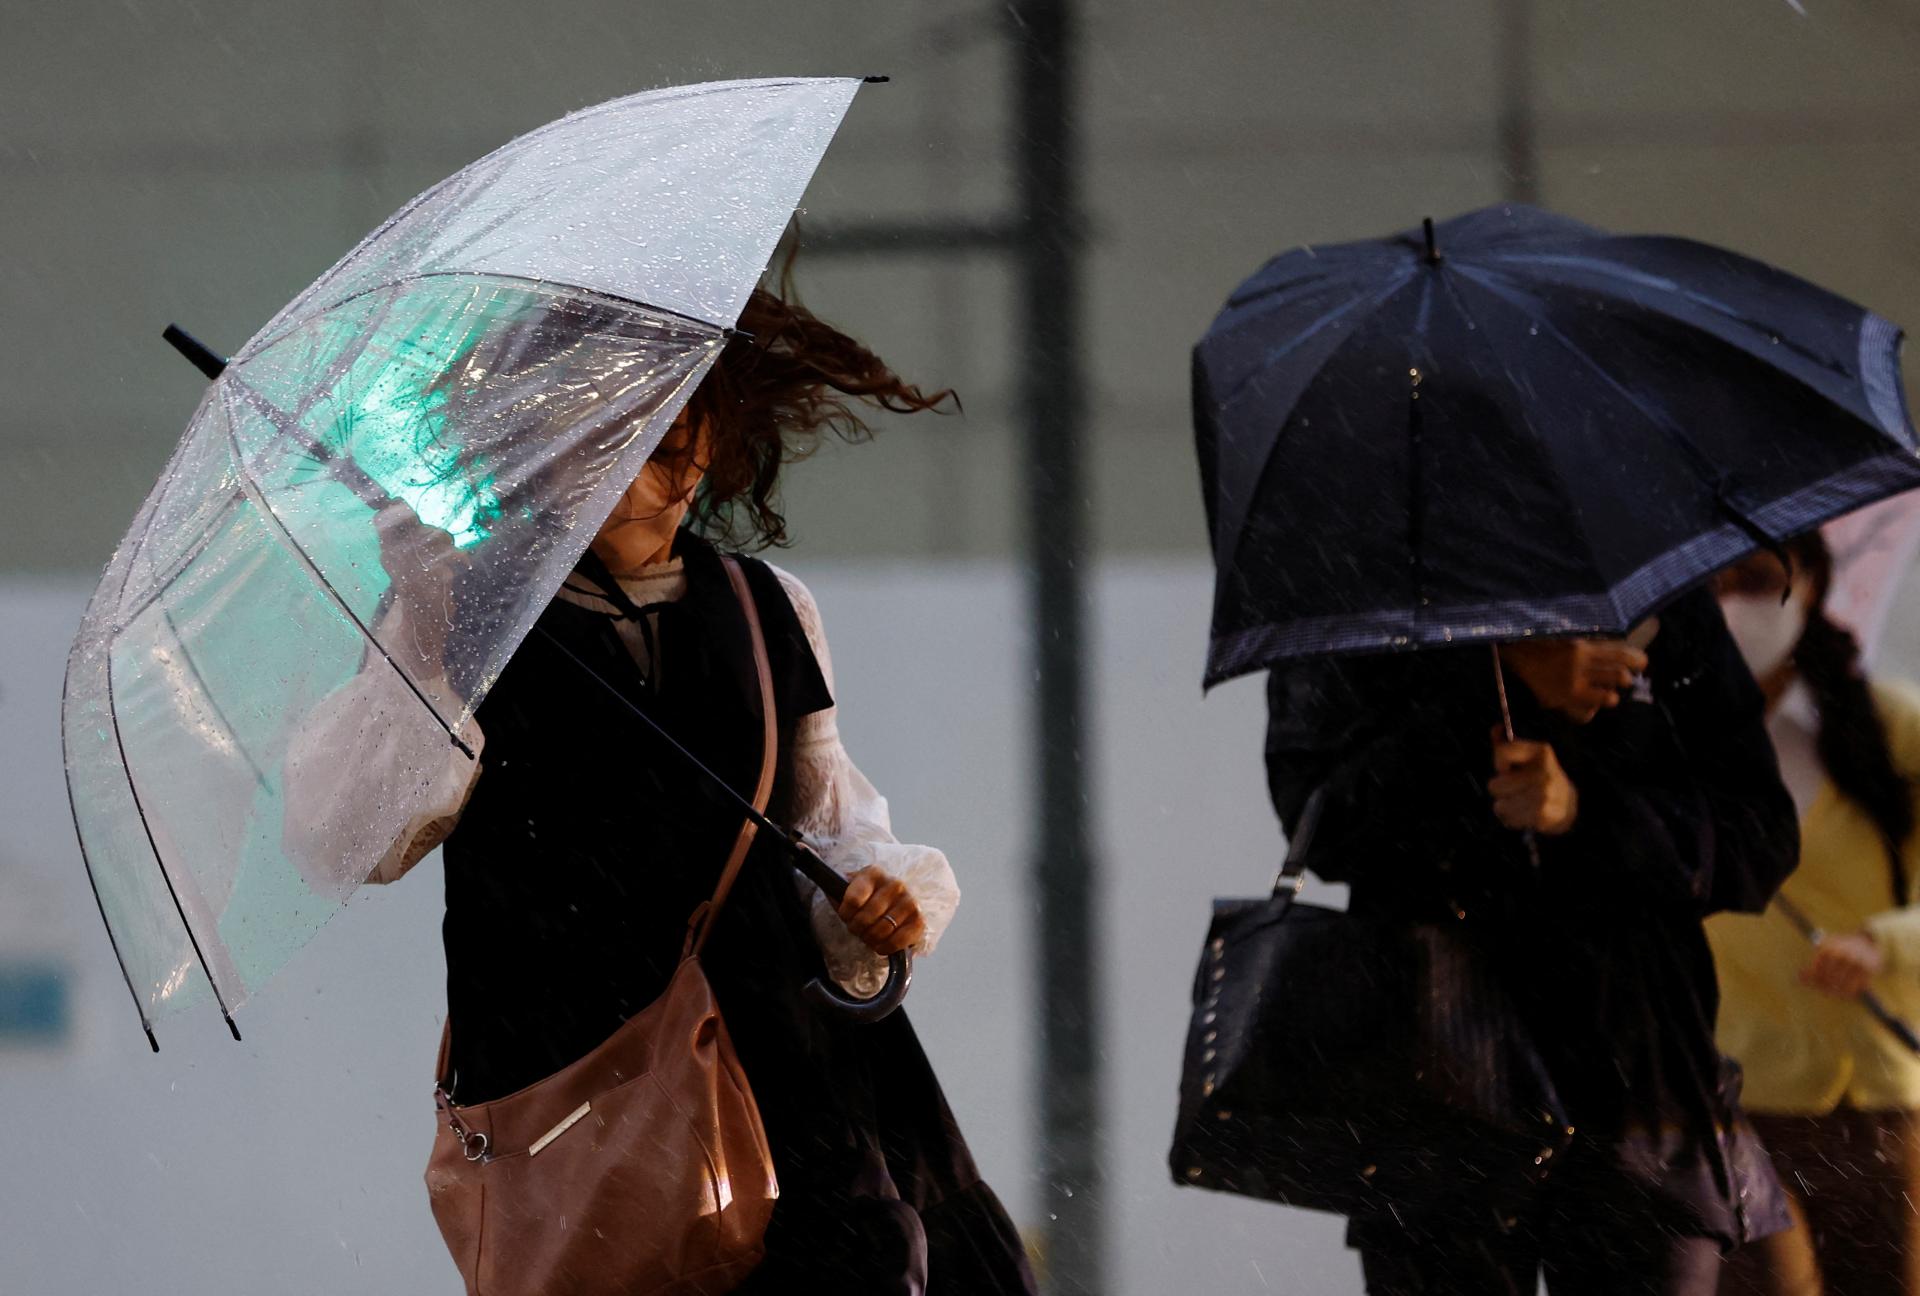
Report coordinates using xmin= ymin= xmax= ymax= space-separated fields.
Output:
xmin=107 ymin=416 xmax=213 ymax=637
xmin=242 ymin=271 xmax=730 ymax=369
xmin=1454 ymin=266 xmax=1724 ymax=488
xmin=1435 ymin=271 xmax=1621 ymax=625
xmin=59 ymin=455 xmax=222 ymax=1046
xmin=1469 ymin=255 xmax=1901 ymax=457
xmin=1219 ymin=262 xmax=1363 ymax=318
xmin=102 ymin=646 xmax=243 ymax=1041
xmin=1213 ymin=280 xmax=1415 ymax=579
xmin=215 ymin=384 xmax=477 ymax=759
xmin=159 ymin=606 xmax=276 ymax=792
xmin=1451 ymin=265 xmax=1915 ymax=566
xmin=1481 ymin=250 xmax=1857 ymax=384
xmin=234 ymin=75 xmax=842 ymax=366
xmin=1214 ymin=273 xmax=1414 ymax=413
xmin=110 ymin=494 xmax=248 ymax=634
xmin=59 ymin=649 xmax=162 ymax=1053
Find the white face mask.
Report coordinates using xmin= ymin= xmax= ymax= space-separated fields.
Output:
xmin=1718 ymin=592 xmax=1809 ymax=680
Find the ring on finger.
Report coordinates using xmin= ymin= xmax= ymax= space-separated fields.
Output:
xmin=877 ymin=913 xmax=899 ymax=934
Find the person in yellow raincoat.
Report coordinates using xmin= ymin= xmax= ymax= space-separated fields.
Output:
xmin=1712 ymin=532 xmax=1920 ymax=1296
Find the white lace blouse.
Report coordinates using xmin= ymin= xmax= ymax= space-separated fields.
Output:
xmin=423 ymin=559 xmax=960 ymax=996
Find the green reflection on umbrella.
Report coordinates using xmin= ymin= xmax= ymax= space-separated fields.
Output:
xmin=284 ymin=285 xmax=546 ymax=552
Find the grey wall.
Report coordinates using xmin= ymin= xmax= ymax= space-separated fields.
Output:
xmin=0 ymin=564 xmax=1366 ymax=1294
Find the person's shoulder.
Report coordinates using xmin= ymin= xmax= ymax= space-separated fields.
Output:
xmin=708 ymin=540 xmax=814 ymax=620
xmin=760 ymin=560 xmax=818 ymax=619
xmin=1869 ymin=676 xmax=1920 ymax=773
xmin=758 ymin=560 xmax=830 ymax=654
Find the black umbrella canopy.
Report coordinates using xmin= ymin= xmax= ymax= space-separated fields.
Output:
xmin=1195 ymin=204 xmax=1920 ymax=687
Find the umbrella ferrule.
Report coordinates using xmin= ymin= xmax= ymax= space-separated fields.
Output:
xmin=162 ymin=323 xmax=229 ymax=381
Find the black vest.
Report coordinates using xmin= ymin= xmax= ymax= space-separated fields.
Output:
xmin=441 ymin=533 xmax=832 ymax=1104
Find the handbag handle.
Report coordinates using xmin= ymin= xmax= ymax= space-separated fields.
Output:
xmin=1272 ymin=785 xmax=1329 ymax=897
xmin=684 ymin=557 xmax=781 ymax=954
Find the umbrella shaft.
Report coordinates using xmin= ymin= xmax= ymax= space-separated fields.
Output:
xmin=528 ymin=624 xmax=843 ymax=900
xmin=1491 ymin=644 xmax=1518 ymax=742
xmin=1490 ymin=645 xmax=1542 ymax=868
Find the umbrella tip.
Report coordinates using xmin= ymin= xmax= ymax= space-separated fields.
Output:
xmin=162 ymin=323 xmax=229 ymax=382
xmin=224 ymin=1013 xmax=242 ymax=1043
xmin=144 ymin=1025 xmax=160 ymax=1053
xmin=1422 ymin=217 xmax=1442 ymax=265
xmin=862 ymin=75 xmax=891 ymax=84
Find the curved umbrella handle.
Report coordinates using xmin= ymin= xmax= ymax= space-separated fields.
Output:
xmin=804 ymin=948 xmax=913 ymax=1023
xmin=788 ymin=843 xmax=913 ymax=1022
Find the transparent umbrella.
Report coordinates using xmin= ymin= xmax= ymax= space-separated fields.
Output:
xmin=63 ymin=76 xmax=874 ymax=1047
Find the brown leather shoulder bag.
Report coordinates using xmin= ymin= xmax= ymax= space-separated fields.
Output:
xmin=426 ymin=556 xmax=780 ymax=1296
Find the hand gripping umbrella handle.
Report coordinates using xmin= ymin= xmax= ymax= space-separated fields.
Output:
xmin=787 ymin=842 xmax=913 ymax=1023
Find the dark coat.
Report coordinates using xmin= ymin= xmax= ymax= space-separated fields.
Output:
xmin=1264 ymin=587 xmax=1799 ymax=1246
xmin=441 ymin=534 xmax=1033 ymax=1295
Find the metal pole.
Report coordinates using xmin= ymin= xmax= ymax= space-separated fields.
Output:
xmin=1009 ymin=1 xmax=1105 ymax=1290
xmin=1496 ymin=0 xmax=1541 ymax=204
xmin=802 ymin=22 xmax=1104 ymax=1280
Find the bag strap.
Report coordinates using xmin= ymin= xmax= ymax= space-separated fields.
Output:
xmin=439 ymin=555 xmax=779 ymax=1098
xmin=684 ymin=556 xmax=778 ymax=958
xmin=1272 ymin=785 xmax=1328 ymax=896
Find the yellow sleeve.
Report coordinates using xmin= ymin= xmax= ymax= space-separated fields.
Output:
xmin=1867 ymin=907 xmax=1920 ymax=975
xmin=1872 ymin=678 xmax=1920 ymax=789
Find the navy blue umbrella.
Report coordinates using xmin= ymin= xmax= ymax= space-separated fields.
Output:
xmin=1195 ymin=203 xmax=1920 ymax=688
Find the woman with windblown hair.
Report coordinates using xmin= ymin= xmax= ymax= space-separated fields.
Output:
xmin=1712 ymin=534 xmax=1920 ymax=1296
xmin=387 ymin=271 xmax=1035 ymax=1294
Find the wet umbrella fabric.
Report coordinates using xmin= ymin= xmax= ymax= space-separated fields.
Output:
xmin=1195 ymin=203 xmax=1920 ymax=687
xmin=62 ymin=77 xmax=866 ymax=1044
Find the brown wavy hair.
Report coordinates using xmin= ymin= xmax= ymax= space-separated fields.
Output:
xmin=666 ymin=255 xmax=957 ymax=549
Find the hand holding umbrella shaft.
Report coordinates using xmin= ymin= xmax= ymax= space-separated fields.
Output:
xmin=1775 ymin=895 xmax=1920 ymax=1057
xmin=1489 ymin=735 xmax=1580 ymax=836
xmin=1499 ymin=640 xmax=1648 ymax=724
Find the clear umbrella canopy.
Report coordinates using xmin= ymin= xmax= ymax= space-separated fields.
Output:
xmin=62 ymin=76 xmax=866 ymax=1044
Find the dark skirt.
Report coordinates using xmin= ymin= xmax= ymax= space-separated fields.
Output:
xmin=700 ymin=837 xmax=1034 ymax=1295
xmin=731 ymin=1006 xmax=1035 ymax=1295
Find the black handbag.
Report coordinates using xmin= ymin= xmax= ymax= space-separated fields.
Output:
xmin=1169 ymin=788 xmax=1574 ymax=1224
